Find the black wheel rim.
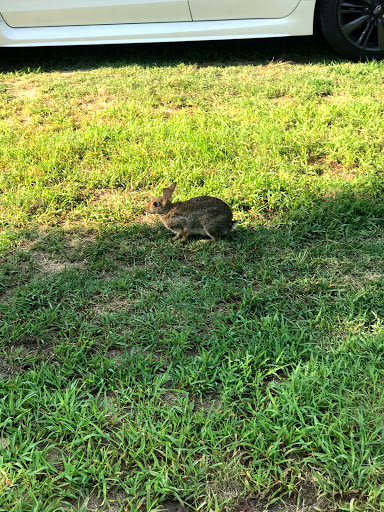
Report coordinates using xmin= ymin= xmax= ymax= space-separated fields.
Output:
xmin=338 ymin=0 xmax=384 ymax=52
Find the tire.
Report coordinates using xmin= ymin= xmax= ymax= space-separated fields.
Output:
xmin=316 ymin=0 xmax=384 ymax=60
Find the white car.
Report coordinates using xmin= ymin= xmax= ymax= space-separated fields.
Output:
xmin=0 ymin=0 xmax=383 ymax=60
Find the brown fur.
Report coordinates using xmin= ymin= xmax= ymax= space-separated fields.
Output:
xmin=145 ymin=182 xmax=237 ymax=242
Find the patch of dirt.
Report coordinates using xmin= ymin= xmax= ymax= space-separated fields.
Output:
xmin=193 ymin=395 xmax=222 ymax=415
xmin=12 ymin=334 xmax=52 ymax=350
xmin=185 ymin=346 xmax=199 ymax=358
xmin=235 ymin=479 xmax=329 ymax=512
xmin=0 ymin=287 xmax=17 ymax=302
xmin=13 ymin=230 xmax=48 ymax=250
xmin=5 ymin=335 xmax=54 ymax=372
xmin=72 ymin=93 xmax=116 ymax=127
xmin=92 ymin=298 xmax=136 ymax=316
xmin=0 ymin=437 xmax=10 ymax=449
xmin=151 ymin=349 xmax=170 ymax=367
xmin=332 ymin=271 xmax=384 ymax=290
xmin=64 ymin=232 xmax=97 ymax=249
xmin=270 ymin=96 xmax=298 ymax=107
xmin=159 ymin=104 xmax=197 ymax=118
xmin=158 ymin=500 xmax=192 ymax=512
xmin=0 ymin=360 xmax=18 ymax=380
xmin=44 ymin=446 xmax=65 ymax=473
xmin=310 ymin=157 xmax=357 ymax=182
xmin=235 ymin=505 xmax=253 ymax=512
xmin=15 ymin=229 xmax=95 ymax=267
xmin=97 ymin=391 xmax=122 ymax=416
xmin=32 ymin=251 xmax=86 ymax=274
xmin=104 ymin=346 xmax=144 ymax=365
xmin=60 ymin=491 xmax=127 ymax=512
xmin=46 ymin=447 xmax=63 ymax=465
xmin=89 ymin=189 xmax=129 ymax=208
xmin=61 ymin=495 xmax=192 ymax=512
xmin=207 ymin=476 xmax=246 ymax=505
xmin=205 ymin=470 xmax=328 ymax=512
xmin=321 ymin=93 xmax=353 ymax=104
xmin=325 ymin=164 xmax=356 ymax=182
xmin=103 ymin=349 xmax=128 ymax=367
xmin=77 ymin=93 xmax=115 ymax=112
xmin=1 ymin=338 xmax=53 ymax=380
xmin=103 ymin=346 xmax=169 ymax=370
xmin=159 ymin=390 xmax=188 ymax=408
xmin=92 ymin=391 xmax=132 ymax=430
xmin=7 ymin=79 xmax=40 ymax=100
xmin=241 ymin=496 xmax=329 ymax=512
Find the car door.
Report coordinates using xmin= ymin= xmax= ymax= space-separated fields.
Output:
xmin=188 ymin=0 xmax=301 ymax=21
xmin=1 ymin=0 xmax=192 ymax=28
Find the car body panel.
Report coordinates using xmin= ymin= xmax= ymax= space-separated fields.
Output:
xmin=1 ymin=0 xmax=192 ymax=28
xmin=189 ymin=0 xmax=301 ymax=21
xmin=0 ymin=1 xmax=316 ymax=47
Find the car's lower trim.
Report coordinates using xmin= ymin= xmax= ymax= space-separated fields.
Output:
xmin=0 ymin=2 xmax=315 ymax=47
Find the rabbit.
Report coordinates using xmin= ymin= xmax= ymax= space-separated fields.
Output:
xmin=145 ymin=182 xmax=238 ymax=242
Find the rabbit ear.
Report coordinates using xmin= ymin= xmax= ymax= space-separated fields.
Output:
xmin=163 ymin=182 xmax=177 ymax=201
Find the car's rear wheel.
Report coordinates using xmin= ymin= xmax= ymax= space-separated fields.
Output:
xmin=317 ymin=0 xmax=384 ymax=60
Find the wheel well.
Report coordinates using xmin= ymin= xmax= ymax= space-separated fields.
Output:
xmin=313 ymin=0 xmax=325 ymax=39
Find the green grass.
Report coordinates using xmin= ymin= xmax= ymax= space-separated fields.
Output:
xmin=0 ymin=39 xmax=384 ymax=511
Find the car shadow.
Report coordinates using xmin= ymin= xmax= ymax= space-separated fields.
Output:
xmin=0 ymin=35 xmax=340 ymax=74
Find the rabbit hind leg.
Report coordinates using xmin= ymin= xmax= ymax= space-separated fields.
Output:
xmin=200 ymin=228 xmax=219 ymax=243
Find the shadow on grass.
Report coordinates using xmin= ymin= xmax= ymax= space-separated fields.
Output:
xmin=1 ymin=187 xmax=383 ymax=358
xmin=0 ymin=35 xmax=339 ymax=74
xmin=1 ymin=190 xmax=383 ymax=510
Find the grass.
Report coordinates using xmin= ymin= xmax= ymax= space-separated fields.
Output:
xmin=0 ymin=38 xmax=384 ymax=511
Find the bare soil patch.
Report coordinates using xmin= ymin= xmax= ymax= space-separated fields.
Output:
xmin=45 ymin=447 xmax=63 ymax=465
xmin=235 ymin=478 xmax=329 ymax=512
xmin=62 ymin=495 xmax=192 ymax=511
xmin=159 ymin=500 xmax=192 ymax=512
xmin=0 ymin=287 xmax=17 ymax=302
xmin=0 ymin=437 xmax=10 ymax=450
xmin=270 ymin=96 xmax=298 ymax=107
xmin=104 ymin=346 xmax=169 ymax=369
xmin=103 ymin=349 xmax=129 ymax=367
xmin=0 ymin=359 xmax=17 ymax=380
xmin=321 ymin=93 xmax=353 ymax=104
xmin=7 ymin=79 xmax=41 ymax=100
xmin=310 ymin=158 xmax=357 ymax=182
xmin=32 ymin=251 xmax=86 ymax=274
xmin=61 ymin=491 xmax=128 ymax=512
xmin=64 ymin=232 xmax=98 ymax=249
xmin=243 ymin=495 xmax=329 ymax=512
xmin=97 ymin=391 xmax=121 ymax=415
xmin=5 ymin=335 xmax=54 ymax=372
xmin=77 ymin=90 xmax=115 ymax=111
xmin=159 ymin=390 xmax=188 ymax=408
xmin=207 ymin=475 xmax=246 ymax=507
xmin=92 ymin=298 xmax=136 ymax=316
xmin=194 ymin=396 xmax=222 ymax=414
xmin=324 ymin=163 xmax=357 ymax=182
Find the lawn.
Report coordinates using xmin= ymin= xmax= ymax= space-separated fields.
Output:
xmin=0 ymin=39 xmax=384 ymax=512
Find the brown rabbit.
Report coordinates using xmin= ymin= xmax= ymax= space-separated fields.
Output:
xmin=145 ymin=182 xmax=238 ymax=242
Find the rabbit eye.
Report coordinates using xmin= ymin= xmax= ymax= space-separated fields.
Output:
xmin=153 ymin=201 xmax=159 ymax=207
